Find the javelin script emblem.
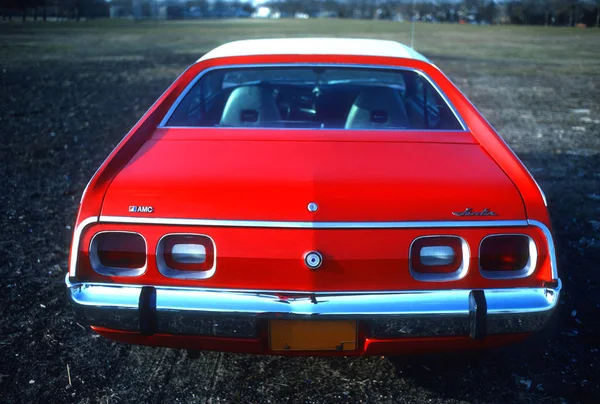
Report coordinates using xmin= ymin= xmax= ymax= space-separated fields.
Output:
xmin=452 ymin=208 xmax=497 ymax=217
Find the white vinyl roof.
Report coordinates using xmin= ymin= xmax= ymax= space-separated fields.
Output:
xmin=198 ymin=38 xmax=428 ymax=62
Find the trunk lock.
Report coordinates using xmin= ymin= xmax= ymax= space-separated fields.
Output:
xmin=304 ymin=251 xmax=323 ymax=270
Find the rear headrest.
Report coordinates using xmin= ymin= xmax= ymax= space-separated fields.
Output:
xmin=220 ymin=86 xmax=282 ymax=127
xmin=345 ymin=87 xmax=409 ymax=129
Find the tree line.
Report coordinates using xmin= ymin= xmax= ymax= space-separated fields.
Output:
xmin=1 ymin=0 xmax=599 ymax=27
xmin=1 ymin=0 xmax=108 ymax=21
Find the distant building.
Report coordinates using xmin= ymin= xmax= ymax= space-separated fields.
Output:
xmin=251 ymin=7 xmax=280 ymax=19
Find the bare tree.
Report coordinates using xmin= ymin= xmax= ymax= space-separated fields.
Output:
xmin=592 ymin=0 xmax=600 ymax=26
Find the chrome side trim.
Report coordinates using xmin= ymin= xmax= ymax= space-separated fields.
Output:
xmin=532 ymin=177 xmax=548 ymax=207
xmin=158 ymin=63 xmax=468 ymax=131
xmin=527 ymin=220 xmax=559 ymax=280
xmin=408 ymin=235 xmax=470 ymax=282
xmin=159 ymin=65 xmax=206 ymax=127
xmin=69 ymin=216 xmax=98 ymax=277
xmin=508 ymin=145 xmax=548 ymax=208
xmin=99 ymin=216 xmax=528 ymax=229
xmin=479 ymin=234 xmax=537 ymax=280
xmin=155 ymin=126 xmax=470 ymax=134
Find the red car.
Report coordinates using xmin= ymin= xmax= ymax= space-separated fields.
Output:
xmin=66 ymin=38 xmax=560 ymax=356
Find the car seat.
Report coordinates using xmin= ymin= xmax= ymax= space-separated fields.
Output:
xmin=345 ymin=87 xmax=409 ymax=129
xmin=219 ymin=86 xmax=282 ymax=127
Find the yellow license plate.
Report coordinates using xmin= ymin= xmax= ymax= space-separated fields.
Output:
xmin=269 ymin=320 xmax=357 ymax=351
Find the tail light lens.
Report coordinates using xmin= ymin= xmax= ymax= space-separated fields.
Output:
xmin=410 ymin=236 xmax=468 ymax=281
xmin=157 ymin=234 xmax=216 ymax=279
xmin=419 ymin=246 xmax=455 ymax=267
xmin=90 ymin=232 xmax=147 ymax=276
xmin=479 ymin=235 xmax=536 ymax=278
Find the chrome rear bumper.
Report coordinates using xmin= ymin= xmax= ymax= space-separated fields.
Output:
xmin=65 ymin=275 xmax=560 ymax=340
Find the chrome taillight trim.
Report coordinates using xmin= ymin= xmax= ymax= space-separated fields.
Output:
xmin=156 ymin=233 xmax=217 ymax=280
xmin=478 ymin=234 xmax=537 ymax=280
xmin=89 ymin=231 xmax=148 ymax=277
xmin=69 ymin=216 xmax=98 ymax=277
xmin=72 ymin=217 xmax=557 ymax=282
xmin=527 ymin=220 xmax=558 ymax=280
xmin=408 ymin=235 xmax=470 ymax=282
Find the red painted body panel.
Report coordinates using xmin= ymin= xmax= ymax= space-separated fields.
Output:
xmin=93 ymin=326 xmax=530 ymax=356
xmin=100 ymin=130 xmax=525 ymax=222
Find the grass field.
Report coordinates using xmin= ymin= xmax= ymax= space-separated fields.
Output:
xmin=0 ymin=19 xmax=599 ymax=403
xmin=2 ymin=19 xmax=600 ymax=69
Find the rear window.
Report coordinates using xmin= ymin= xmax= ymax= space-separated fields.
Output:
xmin=164 ymin=66 xmax=464 ymax=130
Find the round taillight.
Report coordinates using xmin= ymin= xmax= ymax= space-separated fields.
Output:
xmin=90 ymin=232 xmax=146 ymax=276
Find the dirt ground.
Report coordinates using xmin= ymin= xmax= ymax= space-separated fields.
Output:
xmin=0 ymin=20 xmax=599 ymax=403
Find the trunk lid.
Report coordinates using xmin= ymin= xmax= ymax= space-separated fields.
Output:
xmin=100 ymin=129 xmax=525 ymax=221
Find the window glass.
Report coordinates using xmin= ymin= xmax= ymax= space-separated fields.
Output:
xmin=166 ymin=66 xmax=463 ymax=130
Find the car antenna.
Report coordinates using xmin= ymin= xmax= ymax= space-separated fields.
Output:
xmin=410 ymin=0 xmax=416 ymax=49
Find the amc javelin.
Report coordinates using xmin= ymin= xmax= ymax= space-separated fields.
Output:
xmin=66 ymin=38 xmax=560 ymax=356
